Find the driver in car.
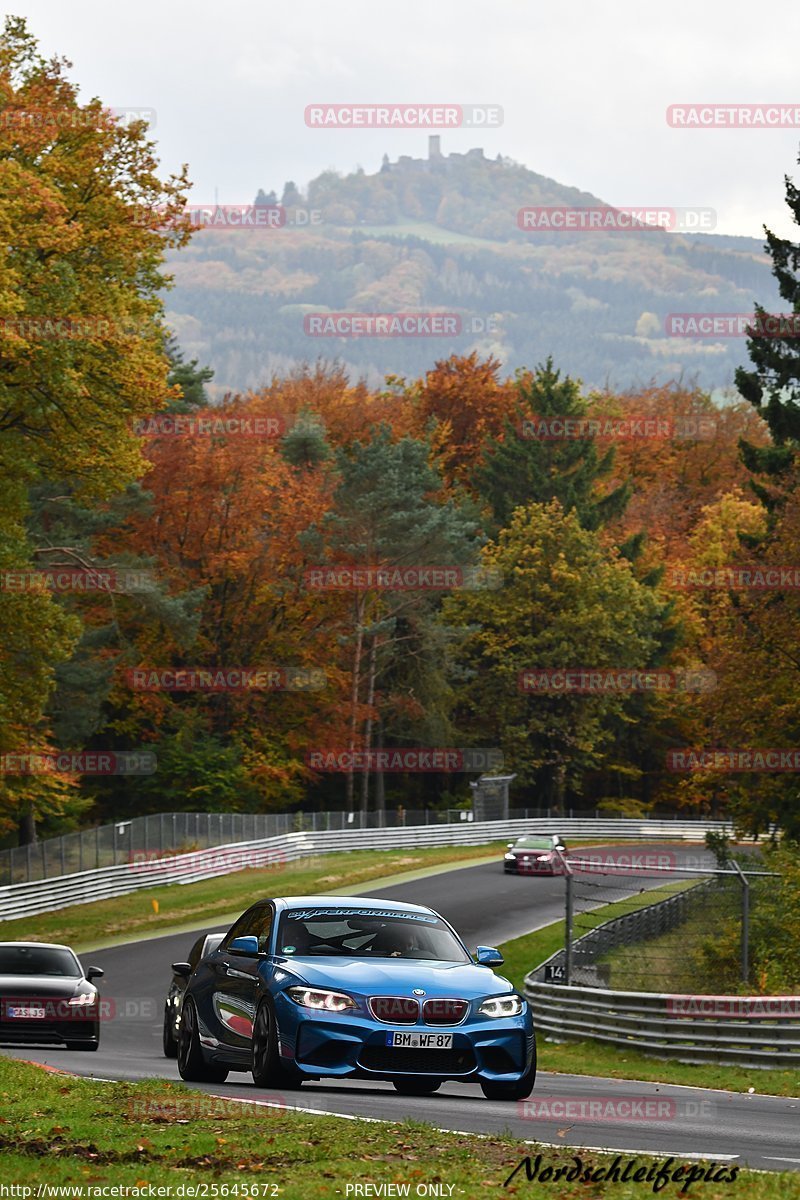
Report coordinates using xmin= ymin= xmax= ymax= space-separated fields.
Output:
xmin=372 ymin=923 xmax=417 ymax=957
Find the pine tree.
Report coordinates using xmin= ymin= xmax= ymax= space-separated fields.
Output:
xmin=736 ymin=151 xmax=800 ymax=483
xmin=475 ymin=359 xmax=631 ymax=530
xmin=279 ymin=409 xmax=331 ymax=468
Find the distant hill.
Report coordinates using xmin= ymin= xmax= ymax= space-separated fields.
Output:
xmin=166 ymin=139 xmax=779 ymax=397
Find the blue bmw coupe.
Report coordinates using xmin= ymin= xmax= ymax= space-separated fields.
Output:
xmin=177 ymin=895 xmax=536 ymax=1100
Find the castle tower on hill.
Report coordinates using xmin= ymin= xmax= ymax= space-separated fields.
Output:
xmin=388 ymin=139 xmax=485 ymax=170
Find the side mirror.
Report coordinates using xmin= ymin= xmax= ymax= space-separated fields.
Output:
xmin=507 ymin=842 xmax=515 ymax=850
xmin=228 ymin=935 xmax=260 ymax=955
xmin=475 ymin=946 xmax=504 ymax=967
xmin=171 ymin=961 xmax=192 ymax=978
xmin=86 ymin=966 xmax=104 ymax=981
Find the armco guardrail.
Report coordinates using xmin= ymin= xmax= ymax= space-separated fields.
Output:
xmin=523 ymin=980 xmax=800 ymax=1069
xmin=0 ymin=816 xmax=733 ymax=921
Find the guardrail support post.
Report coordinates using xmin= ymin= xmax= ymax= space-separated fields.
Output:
xmin=730 ymin=859 xmax=750 ymax=984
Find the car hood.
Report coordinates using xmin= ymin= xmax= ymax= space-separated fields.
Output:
xmin=271 ymin=956 xmax=513 ymax=998
xmin=0 ymin=975 xmax=88 ymax=998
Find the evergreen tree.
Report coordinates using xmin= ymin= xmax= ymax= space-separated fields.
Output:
xmin=281 ymin=181 xmax=302 ymax=207
xmin=475 ymin=359 xmax=631 ymax=530
xmin=279 ymin=409 xmax=331 ymax=468
xmin=736 ymin=150 xmax=800 ymax=484
xmin=164 ymin=336 xmax=214 ymax=413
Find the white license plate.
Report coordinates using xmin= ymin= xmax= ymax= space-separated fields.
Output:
xmin=6 ymin=1006 xmax=46 ymax=1019
xmin=386 ymin=1031 xmax=453 ymax=1049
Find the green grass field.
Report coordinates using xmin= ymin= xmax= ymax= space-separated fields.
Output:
xmin=1 ymin=1056 xmax=796 ymax=1198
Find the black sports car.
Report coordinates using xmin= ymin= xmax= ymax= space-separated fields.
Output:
xmin=163 ymin=931 xmax=224 ymax=1057
xmin=503 ymin=835 xmax=568 ymax=875
xmin=0 ymin=941 xmax=104 ymax=1051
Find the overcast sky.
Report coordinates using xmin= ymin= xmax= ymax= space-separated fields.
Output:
xmin=10 ymin=0 xmax=800 ymax=239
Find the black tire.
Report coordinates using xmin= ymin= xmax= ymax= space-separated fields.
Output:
xmin=65 ymin=1041 xmax=99 ymax=1051
xmin=177 ymin=998 xmax=229 ymax=1083
xmin=251 ymin=999 xmax=303 ymax=1090
xmin=392 ymin=1077 xmax=441 ymax=1095
xmin=163 ymin=1005 xmax=178 ymax=1058
xmin=480 ymin=1038 xmax=536 ymax=1101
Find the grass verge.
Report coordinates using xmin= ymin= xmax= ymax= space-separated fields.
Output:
xmin=497 ymin=888 xmax=800 ymax=1098
xmin=597 ymin=902 xmax=741 ymax=994
xmin=498 ymin=880 xmax=697 ymax=992
xmin=1 ymin=1056 xmax=795 ymax=1198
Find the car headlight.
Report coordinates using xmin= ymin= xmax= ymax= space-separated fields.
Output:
xmin=478 ymin=994 xmax=524 ymax=1018
xmin=68 ymin=992 xmax=96 ymax=1006
xmin=504 ymin=853 xmax=516 ymax=860
xmin=285 ymin=986 xmax=356 ymax=1013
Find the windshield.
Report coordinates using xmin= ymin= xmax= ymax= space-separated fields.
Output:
xmin=277 ymin=907 xmax=470 ymax=962
xmin=0 ymin=945 xmax=81 ymax=977
xmin=514 ymin=837 xmax=557 ymax=850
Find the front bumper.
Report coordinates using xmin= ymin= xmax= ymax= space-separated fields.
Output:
xmin=0 ymin=1017 xmax=99 ymax=1046
xmin=504 ymin=857 xmax=559 ymax=875
xmin=273 ymin=993 xmax=534 ymax=1083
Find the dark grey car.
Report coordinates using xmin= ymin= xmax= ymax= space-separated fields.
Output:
xmin=162 ymin=931 xmax=224 ymax=1057
xmin=0 ymin=941 xmax=104 ymax=1051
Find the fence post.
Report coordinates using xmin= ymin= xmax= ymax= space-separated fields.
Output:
xmin=556 ymin=846 xmax=573 ymax=986
xmin=730 ymin=860 xmax=750 ymax=984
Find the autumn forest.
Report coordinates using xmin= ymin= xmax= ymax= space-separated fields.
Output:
xmin=3 ymin=18 xmax=800 ymax=848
